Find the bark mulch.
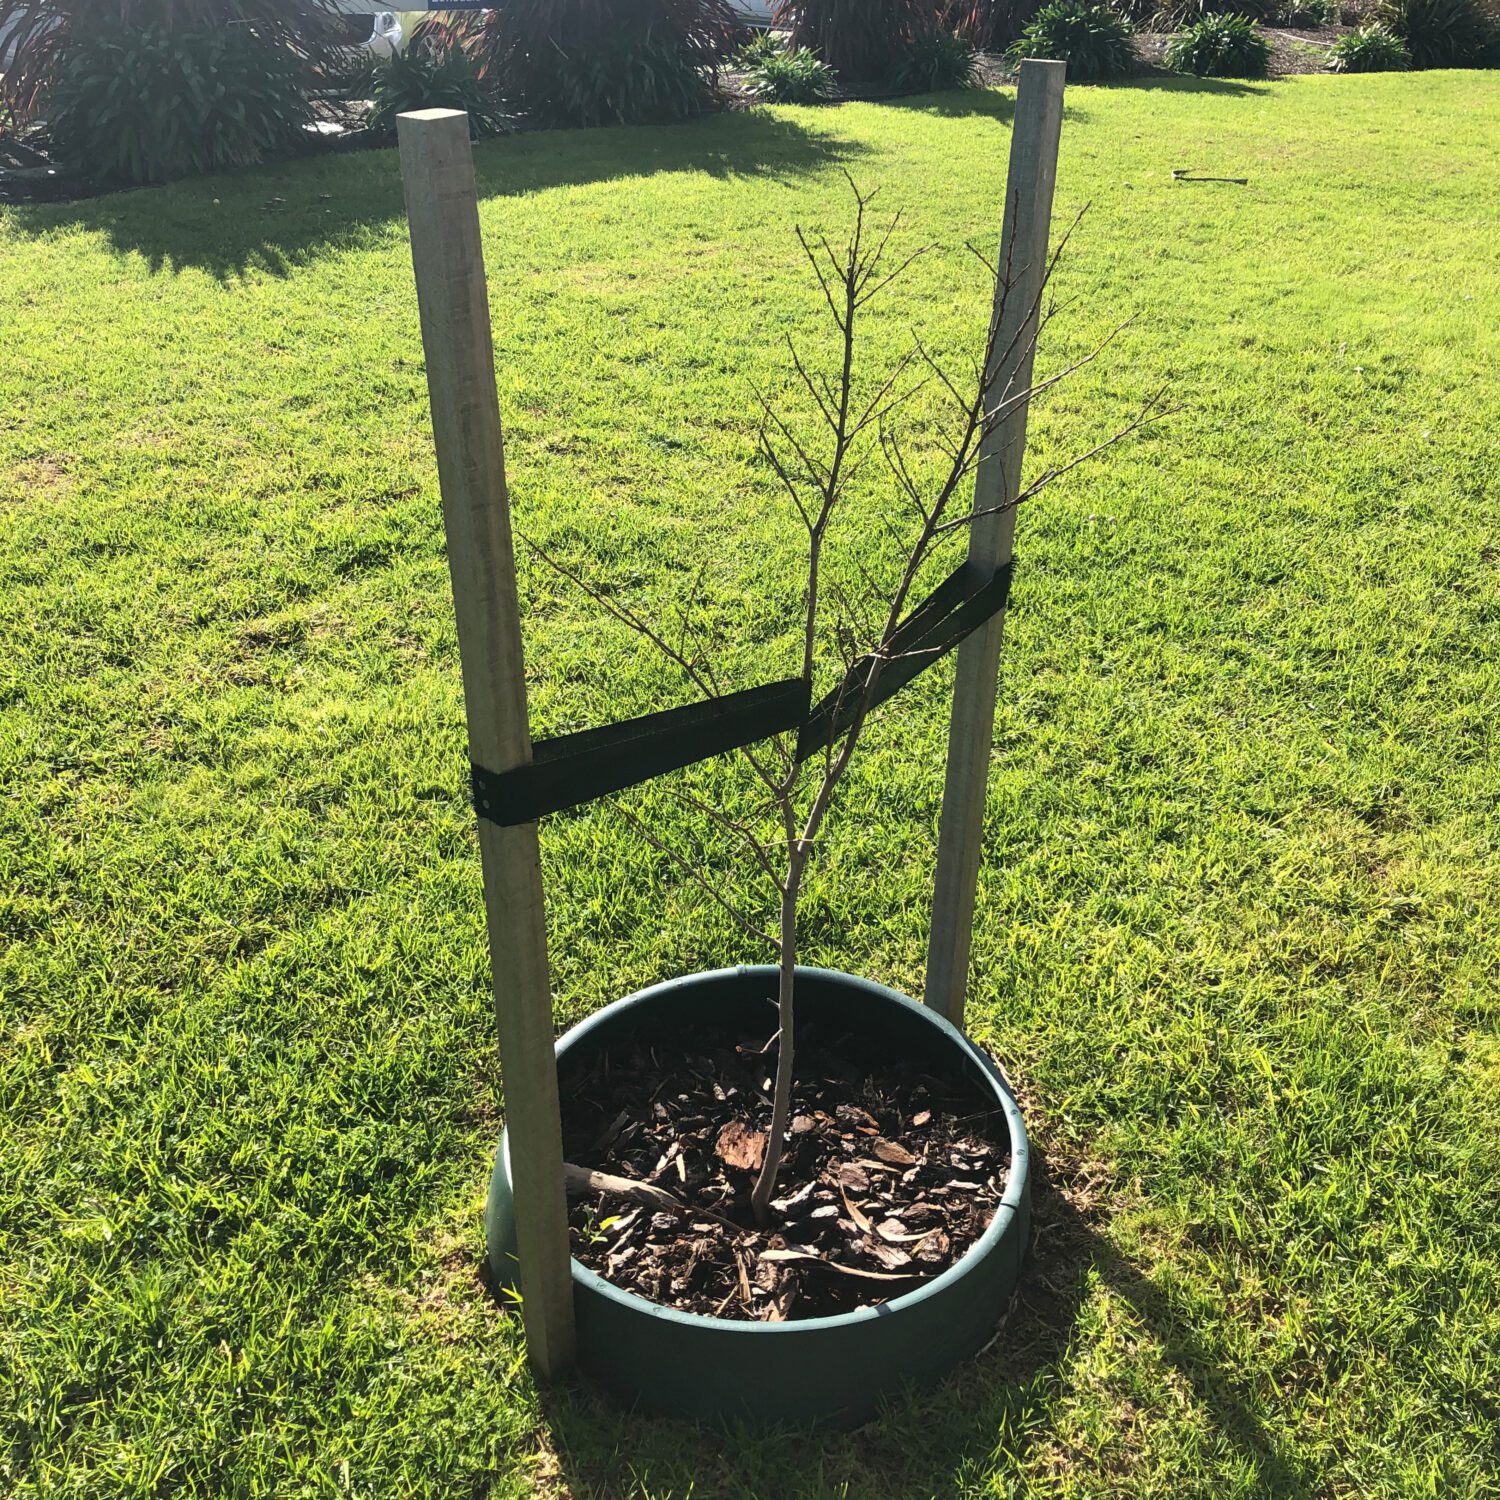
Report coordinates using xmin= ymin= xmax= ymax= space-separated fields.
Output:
xmin=559 ymin=1017 xmax=1012 ymax=1322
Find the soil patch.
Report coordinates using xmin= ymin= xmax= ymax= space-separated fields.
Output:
xmin=559 ymin=1016 xmax=1011 ymax=1322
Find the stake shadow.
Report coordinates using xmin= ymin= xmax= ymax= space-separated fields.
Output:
xmin=854 ymin=86 xmax=1018 ymax=121
xmin=873 ymin=86 xmax=1098 ymax=126
xmin=5 ymin=110 xmax=869 ymax=281
xmin=1096 ymin=72 xmax=1275 ymax=96
xmin=522 ymin=1142 xmax=1316 ymax=1497
xmin=872 ymin=72 xmax=1264 ymax=113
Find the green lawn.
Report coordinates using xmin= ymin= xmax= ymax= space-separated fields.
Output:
xmin=3 ymin=71 xmax=1499 ymax=1498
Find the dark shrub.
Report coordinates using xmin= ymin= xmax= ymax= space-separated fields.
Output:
xmin=366 ymin=36 xmax=510 ymax=138
xmin=945 ymin=0 xmax=1047 ymax=49
xmin=1312 ymin=0 xmax=1362 ymax=22
xmin=889 ymin=27 xmax=981 ymax=87
xmin=1163 ymin=11 xmax=1270 ymax=73
xmin=0 ymin=0 xmax=339 ymax=126
xmin=1007 ymin=0 xmax=1135 ymax=77
xmin=1326 ymin=22 xmax=1412 ymax=67
xmin=772 ymin=0 xmax=945 ymax=81
xmin=743 ymin=43 xmax=840 ymax=100
xmin=440 ymin=0 xmax=737 ymax=127
xmin=734 ymin=29 xmax=788 ymax=65
xmin=43 ymin=21 xmax=312 ymax=183
xmin=1376 ymin=0 xmax=1498 ymax=65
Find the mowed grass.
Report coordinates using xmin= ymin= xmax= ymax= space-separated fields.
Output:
xmin=2 ymin=71 xmax=1499 ymax=1498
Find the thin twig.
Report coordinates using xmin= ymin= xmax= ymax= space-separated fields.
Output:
xmin=610 ymin=799 xmax=777 ymax=950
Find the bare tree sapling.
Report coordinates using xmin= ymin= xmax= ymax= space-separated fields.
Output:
xmin=534 ymin=180 xmax=1165 ymax=1229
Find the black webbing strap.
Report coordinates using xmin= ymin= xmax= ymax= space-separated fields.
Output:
xmin=794 ymin=559 xmax=1013 ymax=764
xmin=468 ymin=560 xmax=1014 ymax=826
xmin=470 ymin=676 xmax=811 ymax=827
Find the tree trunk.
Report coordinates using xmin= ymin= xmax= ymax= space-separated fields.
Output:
xmin=750 ymin=850 xmax=806 ymax=1223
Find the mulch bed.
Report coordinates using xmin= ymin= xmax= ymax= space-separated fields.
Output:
xmin=1260 ymin=26 xmax=1345 ymax=74
xmin=559 ymin=1017 xmax=1012 ymax=1322
xmin=1131 ymin=26 xmax=1346 ymax=77
xmin=724 ymin=31 xmax=1356 ymax=102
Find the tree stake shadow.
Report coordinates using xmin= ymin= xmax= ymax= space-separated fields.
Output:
xmin=517 ymin=1137 xmax=1316 ymax=1498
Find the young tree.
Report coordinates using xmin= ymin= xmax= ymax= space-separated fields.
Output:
xmin=535 ymin=180 xmax=1165 ymax=1223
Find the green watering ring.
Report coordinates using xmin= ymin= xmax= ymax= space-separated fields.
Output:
xmin=486 ymin=965 xmax=1031 ymax=1426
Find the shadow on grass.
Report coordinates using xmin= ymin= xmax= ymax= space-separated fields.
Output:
xmin=5 ymin=109 xmax=869 ymax=281
xmin=874 ymin=73 xmax=1268 ymax=115
xmin=868 ymin=86 xmax=1019 ymax=120
xmin=526 ymin=1145 xmax=1316 ymax=1498
xmin=874 ymin=86 xmax=1102 ymax=127
xmin=1096 ymin=71 xmax=1275 ymax=96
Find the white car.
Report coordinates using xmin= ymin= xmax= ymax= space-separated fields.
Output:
xmin=332 ymin=5 xmax=403 ymax=57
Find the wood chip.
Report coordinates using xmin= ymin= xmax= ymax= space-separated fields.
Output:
xmin=715 ymin=1120 xmax=767 ymax=1172
xmin=773 ymin=1280 xmax=798 ymax=1320
xmin=770 ymin=1178 xmax=819 ymax=1215
xmin=914 ymin=1229 xmax=950 ymax=1264
xmin=872 ymin=1138 xmax=919 ymax=1167
xmin=912 ymin=1110 xmax=932 ymax=1128
xmin=832 ymin=1162 xmax=869 ymax=1193
xmin=864 ymin=1238 xmax=913 ymax=1271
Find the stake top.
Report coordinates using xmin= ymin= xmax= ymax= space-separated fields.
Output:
xmin=397 ymin=107 xmax=470 ymax=126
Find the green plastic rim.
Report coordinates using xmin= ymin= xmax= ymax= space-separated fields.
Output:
xmin=487 ymin=965 xmax=1031 ymax=1425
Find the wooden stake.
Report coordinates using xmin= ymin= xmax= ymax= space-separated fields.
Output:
xmin=925 ymin=61 xmax=1066 ymax=1029
xmin=396 ymin=109 xmax=575 ymax=1377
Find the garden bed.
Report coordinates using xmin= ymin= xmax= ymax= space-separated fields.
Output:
xmin=0 ymin=103 xmax=375 ymax=205
xmin=1132 ymin=25 xmax=1345 ymax=75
